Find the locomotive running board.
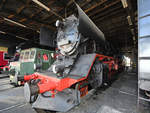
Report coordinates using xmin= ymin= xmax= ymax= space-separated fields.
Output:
xmin=32 ymin=89 xmax=80 ymax=112
xmin=69 ymin=53 xmax=96 ymax=79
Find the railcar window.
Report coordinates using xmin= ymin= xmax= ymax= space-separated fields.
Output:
xmin=38 ymin=53 xmax=41 ymax=59
xmin=24 ymin=51 xmax=30 ymax=60
xmin=20 ymin=52 xmax=24 ymax=60
xmin=30 ymin=50 xmax=35 ymax=59
xmin=43 ymin=54 xmax=49 ymax=61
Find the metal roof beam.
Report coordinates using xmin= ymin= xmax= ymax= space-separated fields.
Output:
xmin=30 ymin=0 xmax=55 ymax=19
xmin=7 ymin=0 xmax=31 ymax=19
xmin=89 ymin=0 xmax=121 ymax=17
xmin=84 ymin=0 xmax=107 ymax=13
xmin=92 ymin=5 xmax=122 ymax=20
xmin=95 ymin=9 xmax=125 ymax=23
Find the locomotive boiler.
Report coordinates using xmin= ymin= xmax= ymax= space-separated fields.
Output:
xmin=23 ymin=4 xmax=118 ymax=112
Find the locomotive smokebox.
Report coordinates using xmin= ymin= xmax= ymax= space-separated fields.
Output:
xmin=56 ymin=4 xmax=106 ymax=56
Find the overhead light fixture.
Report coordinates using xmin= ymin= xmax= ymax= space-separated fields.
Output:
xmin=16 ymin=36 xmax=29 ymax=41
xmin=4 ymin=17 xmax=26 ymax=28
xmin=121 ymin=0 xmax=128 ymax=8
xmin=36 ymin=30 xmax=40 ymax=33
xmin=0 ymin=30 xmax=6 ymax=34
xmin=127 ymin=16 xmax=133 ymax=25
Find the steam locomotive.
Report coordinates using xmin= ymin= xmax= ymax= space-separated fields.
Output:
xmin=23 ymin=4 xmax=120 ymax=112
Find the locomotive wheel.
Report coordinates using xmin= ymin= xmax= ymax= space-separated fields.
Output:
xmin=34 ymin=108 xmax=56 ymax=113
xmin=89 ymin=59 xmax=103 ymax=89
xmin=102 ymin=64 xmax=110 ymax=86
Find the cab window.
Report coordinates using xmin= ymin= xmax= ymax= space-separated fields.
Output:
xmin=38 ymin=53 xmax=41 ymax=59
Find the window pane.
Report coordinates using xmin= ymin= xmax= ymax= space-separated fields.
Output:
xmin=30 ymin=51 xmax=35 ymax=59
xmin=24 ymin=51 xmax=29 ymax=60
xmin=43 ymin=54 xmax=49 ymax=61
xmin=20 ymin=52 xmax=24 ymax=60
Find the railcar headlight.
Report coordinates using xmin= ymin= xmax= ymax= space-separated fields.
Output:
xmin=51 ymin=53 xmax=54 ymax=58
xmin=34 ymin=64 xmax=36 ymax=70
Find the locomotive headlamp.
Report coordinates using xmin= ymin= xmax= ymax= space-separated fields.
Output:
xmin=56 ymin=20 xmax=60 ymax=27
xmin=56 ymin=20 xmax=64 ymax=28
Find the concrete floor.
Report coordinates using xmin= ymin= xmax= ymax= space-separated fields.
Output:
xmin=0 ymin=72 xmax=148 ymax=113
xmin=65 ymin=72 xmax=138 ymax=113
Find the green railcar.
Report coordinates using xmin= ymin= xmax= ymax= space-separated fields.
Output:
xmin=9 ymin=48 xmax=55 ymax=86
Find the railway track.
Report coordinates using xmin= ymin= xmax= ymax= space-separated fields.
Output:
xmin=0 ymin=74 xmax=37 ymax=113
xmin=0 ymin=83 xmax=15 ymax=92
xmin=0 ymin=103 xmax=27 ymax=112
xmin=0 ymin=76 xmax=16 ymax=92
xmin=0 ymin=75 xmax=9 ymax=79
xmin=0 ymin=73 xmax=9 ymax=79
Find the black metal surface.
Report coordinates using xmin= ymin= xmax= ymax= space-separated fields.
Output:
xmin=69 ymin=54 xmax=96 ymax=79
xmin=76 ymin=4 xmax=105 ymax=44
xmin=8 ymin=45 xmax=16 ymax=56
xmin=40 ymin=27 xmax=56 ymax=48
